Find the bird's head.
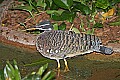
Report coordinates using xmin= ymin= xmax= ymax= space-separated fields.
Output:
xmin=35 ymin=20 xmax=53 ymax=31
xmin=26 ymin=20 xmax=53 ymax=31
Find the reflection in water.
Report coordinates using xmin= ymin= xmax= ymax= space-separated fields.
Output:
xmin=0 ymin=42 xmax=120 ymax=80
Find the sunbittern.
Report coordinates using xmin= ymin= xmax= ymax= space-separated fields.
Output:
xmin=32 ymin=20 xmax=113 ymax=72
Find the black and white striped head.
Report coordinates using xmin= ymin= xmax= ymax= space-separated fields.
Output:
xmin=35 ymin=20 xmax=53 ymax=31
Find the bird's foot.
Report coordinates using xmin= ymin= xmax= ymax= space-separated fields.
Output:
xmin=54 ymin=67 xmax=60 ymax=72
xmin=63 ymin=59 xmax=70 ymax=72
xmin=64 ymin=67 xmax=70 ymax=72
xmin=56 ymin=67 xmax=60 ymax=72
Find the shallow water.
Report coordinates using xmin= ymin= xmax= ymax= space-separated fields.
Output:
xmin=0 ymin=42 xmax=120 ymax=80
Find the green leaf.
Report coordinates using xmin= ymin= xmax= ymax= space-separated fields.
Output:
xmin=42 ymin=71 xmax=52 ymax=80
xmin=51 ymin=10 xmax=75 ymax=21
xmin=71 ymin=27 xmax=80 ymax=33
xmin=17 ymin=0 xmax=39 ymax=13
xmin=13 ymin=60 xmax=21 ymax=80
xmin=44 ymin=0 xmax=53 ymax=10
xmin=0 ymin=70 xmax=5 ymax=80
xmin=53 ymin=0 xmax=73 ymax=10
xmin=12 ymin=5 xmax=33 ymax=12
xmin=49 ymin=1 xmax=59 ymax=10
xmin=23 ymin=74 xmax=41 ymax=80
xmin=5 ymin=61 xmax=15 ymax=79
xmin=74 ymin=2 xmax=91 ymax=15
xmin=37 ymin=0 xmax=45 ymax=7
xmin=93 ymin=23 xmax=103 ymax=28
xmin=45 ymin=71 xmax=55 ymax=80
xmin=51 ymin=12 xmax=62 ymax=21
xmin=23 ymin=63 xmax=55 ymax=80
xmin=53 ymin=23 xmax=59 ymax=30
xmin=37 ymin=0 xmax=46 ymax=9
xmin=58 ymin=22 xmax=66 ymax=30
xmin=95 ymin=0 xmax=109 ymax=9
xmin=61 ymin=11 xmax=75 ymax=22
xmin=37 ymin=63 xmax=48 ymax=76
xmin=46 ymin=10 xmax=64 ymax=15
xmin=28 ymin=0 xmax=39 ymax=13
xmin=12 ymin=5 xmax=34 ymax=17
xmin=109 ymin=0 xmax=120 ymax=7
xmin=4 ymin=60 xmax=21 ymax=80
xmin=86 ymin=29 xmax=94 ymax=35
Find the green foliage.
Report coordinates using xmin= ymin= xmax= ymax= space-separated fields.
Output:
xmin=37 ymin=0 xmax=46 ymax=9
xmin=53 ymin=22 xmax=66 ymax=30
xmin=23 ymin=63 xmax=55 ymax=80
xmin=37 ymin=63 xmax=48 ymax=76
xmin=58 ymin=22 xmax=66 ymax=30
xmin=53 ymin=0 xmax=73 ymax=11
xmin=1 ymin=60 xmax=55 ymax=80
xmin=22 ymin=74 xmax=41 ymax=80
xmin=93 ymin=23 xmax=103 ymax=28
xmin=14 ymin=0 xmax=118 ymax=21
xmin=0 ymin=70 xmax=5 ymax=80
xmin=14 ymin=0 xmax=119 ymax=22
xmin=73 ymin=1 xmax=91 ymax=15
xmin=12 ymin=0 xmax=119 ymax=34
xmin=95 ymin=0 xmax=110 ymax=9
xmin=53 ymin=23 xmax=59 ymax=30
xmin=71 ymin=27 xmax=80 ymax=33
xmin=79 ymin=19 xmax=95 ymax=35
xmin=50 ymin=11 xmax=76 ymax=22
xmin=4 ymin=60 xmax=21 ymax=80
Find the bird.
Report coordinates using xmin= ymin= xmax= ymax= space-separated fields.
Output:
xmin=33 ymin=20 xmax=113 ymax=72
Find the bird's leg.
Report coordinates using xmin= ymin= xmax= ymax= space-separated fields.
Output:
xmin=56 ymin=59 xmax=60 ymax=71
xmin=64 ymin=59 xmax=70 ymax=72
xmin=56 ymin=59 xmax=60 ymax=77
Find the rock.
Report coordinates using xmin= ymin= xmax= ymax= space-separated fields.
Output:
xmin=1 ymin=29 xmax=37 ymax=45
xmin=107 ymin=43 xmax=120 ymax=53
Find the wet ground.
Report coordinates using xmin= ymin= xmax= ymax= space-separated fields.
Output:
xmin=1 ymin=42 xmax=120 ymax=80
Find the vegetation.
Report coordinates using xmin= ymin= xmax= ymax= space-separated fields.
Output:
xmin=0 ymin=1 xmax=120 ymax=79
xmin=0 ymin=60 xmax=55 ymax=80
xmin=11 ymin=0 xmax=120 ymax=34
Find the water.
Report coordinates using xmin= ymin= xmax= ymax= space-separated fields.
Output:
xmin=0 ymin=42 xmax=120 ymax=80
xmin=0 ymin=42 xmax=52 ymax=77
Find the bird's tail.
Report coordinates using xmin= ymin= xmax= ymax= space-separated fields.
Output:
xmin=99 ymin=46 xmax=113 ymax=54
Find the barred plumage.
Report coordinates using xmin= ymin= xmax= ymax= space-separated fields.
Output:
xmin=36 ymin=30 xmax=113 ymax=71
xmin=35 ymin=21 xmax=113 ymax=72
xmin=36 ymin=30 xmax=112 ymax=59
